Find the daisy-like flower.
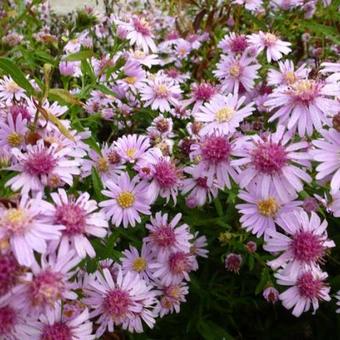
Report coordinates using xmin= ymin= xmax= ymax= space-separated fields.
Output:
xmin=237 ymin=182 xmax=302 ymax=238
xmin=266 ymin=78 xmax=339 ymax=136
xmin=267 ymin=60 xmax=310 ymax=87
xmin=150 ymin=251 xmax=195 ymax=285
xmin=276 ymin=269 xmax=330 ymax=317
xmin=119 ymin=16 xmax=157 ymax=53
xmin=311 ymin=128 xmax=340 ymax=195
xmin=214 ymin=54 xmax=261 ymax=93
xmin=30 ymin=304 xmax=95 ymax=340
xmin=141 ymin=148 xmax=182 ymax=204
xmin=119 ymin=59 xmax=146 ymax=93
xmin=40 ymin=189 xmax=108 ymax=258
xmin=233 ymin=126 xmax=311 ymax=201
xmin=17 ymin=243 xmax=81 ymax=316
xmin=126 ymin=49 xmax=160 ymax=68
xmin=83 ymin=267 xmax=158 ymax=336
xmin=144 ymin=212 xmax=193 ymax=256
xmin=194 ymin=93 xmax=255 ymax=136
xmin=140 ymin=73 xmax=182 ymax=113
xmin=264 ymin=210 xmax=335 ymax=276
xmin=155 ymin=282 xmax=189 ymax=317
xmin=0 ymin=113 xmax=27 ymax=150
xmin=147 ymin=114 xmax=174 ymax=139
xmin=248 ymin=31 xmax=291 ymax=62
xmin=181 ymin=165 xmax=219 ymax=206
xmin=225 ymin=253 xmax=243 ymax=273
xmin=185 ymin=82 xmax=217 ymax=114
xmin=190 ymin=133 xmax=239 ymax=188
xmin=114 ymin=134 xmax=150 ymax=164
xmin=121 ymin=244 xmax=154 ymax=282
xmin=7 ymin=140 xmax=81 ymax=194
xmin=263 ymin=287 xmax=279 ymax=304
xmin=233 ymin=0 xmax=263 ymax=12
xmin=0 ymin=76 xmax=26 ymax=104
xmin=174 ymin=38 xmax=192 ymax=60
xmin=100 ymin=172 xmax=151 ymax=228
xmin=0 ymin=195 xmax=64 ymax=267
xmin=218 ymin=33 xmax=249 ymax=55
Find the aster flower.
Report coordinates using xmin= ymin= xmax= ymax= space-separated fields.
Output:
xmin=30 ymin=304 xmax=95 ymax=340
xmin=147 ymin=114 xmax=174 ymax=139
xmin=100 ymin=172 xmax=151 ymax=228
xmin=114 ymin=134 xmax=150 ymax=164
xmin=0 ymin=195 xmax=64 ymax=267
xmin=264 ymin=210 xmax=335 ymax=276
xmin=7 ymin=140 xmax=81 ymax=194
xmin=236 ymin=182 xmax=302 ymax=238
xmin=83 ymin=267 xmax=158 ymax=336
xmin=218 ymin=33 xmax=249 ymax=55
xmin=0 ymin=113 xmax=27 ymax=150
xmin=248 ymin=32 xmax=291 ymax=62
xmin=59 ymin=60 xmax=82 ymax=77
xmin=233 ymin=0 xmax=263 ymax=12
xmin=232 ymin=126 xmax=311 ymax=201
xmin=311 ymin=128 xmax=340 ymax=195
xmin=225 ymin=253 xmax=242 ymax=273
xmin=267 ymin=60 xmax=310 ymax=87
xmin=119 ymin=59 xmax=146 ymax=93
xmin=0 ymin=76 xmax=26 ymax=104
xmin=40 ymin=189 xmax=108 ymax=258
xmin=185 ymin=82 xmax=217 ymax=114
xmin=194 ymin=93 xmax=255 ymax=136
xmin=121 ymin=244 xmax=154 ymax=282
xmin=144 ymin=212 xmax=193 ymax=256
xmin=214 ymin=53 xmax=261 ymax=93
xmin=266 ymin=78 xmax=339 ymax=136
xmin=263 ymin=287 xmax=279 ymax=303
xmin=276 ymin=269 xmax=330 ymax=317
xmin=126 ymin=49 xmax=160 ymax=68
xmin=140 ymin=73 xmax=182 ymax=113
xmin=174 ymin=38 xmax=192 ymax=60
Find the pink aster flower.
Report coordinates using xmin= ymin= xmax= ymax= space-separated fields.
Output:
xmin=7 ymin=140 xmax=80 ymax=194
xmin=225 ymin=253 xmax=242 ymax=273
xmin=266 ymin=78 xmax=338 ymax=136
xmin=264 ymin=210 xmax=335 ymax=276
xmin=147 ymin=114 xmax=174 ymax=140
xmin=218 ymin=33 xmax=249 ymax=55
xmin=267 ymin=60 xmax=310 ymax=87
xmin=263 ymin=287 xmax=279 ymax=303
xmin=185 ymin=82 xmax=217 ymax=114
xmin=40 ymin=189 xmax=108 ymax=258
xmin=194 ymin=93 xmax=255 ymax=136
xmin=181 ymin=165 xmax=219 ymax=206
xmin=311 ymin=128 xmax=340 ymax=195
xmin=233 ymin=126 xmax=311 ymax=201
xmin=0 ymin=113 xmax=27 ymax=150
xmin=121 ymin=244 xmax=154 ymax=282
xmin=140 ymin=148 xmax=182 ymax=204
xmin=100 ymin=172 xmax=151 ymax=228
xmin=140 ymin=73 xmax=182 ymax=113
xmin=0 ymin=76 xmax=26 ymax=104
xmin=114 ymin=134 xmax=150 ymax=164
xmin=248 ymin=32 xmax=291 ymax=62
xmin=0 ymin=195 xmax=64 ymax=267
xmin=126 ymin=49 xmax=160 ymax=68
xmin=174 ymin=38 xmax=192 ymax=60
xmin=214 ymin=54 xmax=260 ymax=93
xmin=59 ymin=60 xmax=82 ymax=77
xmin=144 ymin=212 xmax=193 ymax=256
xmin=17 ymin=244 xmax=80 ymax=316
xmin=30 ymin=304 xmax=94 ymax=340
xmin=155 ymin=282 xmax=189 ymax=317
xmin=190 ymin=133 xmax=239 ymax=188
xmin=237 ymin=182 xmax=302 ymax=238
xmin=276 ymin=269 xmax=330 ymax=317
xmin=83 ymin=267 xmax=158 ymax=336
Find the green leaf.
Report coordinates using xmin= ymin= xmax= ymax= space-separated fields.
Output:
xmin=0 ymin=57 xmax=35 ymax=95
xmin=49 ymin=88 xmax=84 ymax=107
xmin=198 ymin=321 xmax=234 ymax=340
xmin=66 ymin=49 xmax=95 ymax=61
xmin=302 ymin=22 xmax=340 ymax=45
xmin=91 ymin=168 xmax=104 ymax=201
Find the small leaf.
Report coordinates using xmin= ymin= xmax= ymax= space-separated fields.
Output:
xmin=66 ymin=49 xmax=95 ymax=61
xmin=91 ymin=168 xmax=104 ymax=201
xmin=49 ymin=88 xmax=84 ymax=107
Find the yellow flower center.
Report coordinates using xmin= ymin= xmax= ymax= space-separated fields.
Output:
xmin=179 ymin=48 xmax=187 ymax=56
xmin=125 ymin=76 xmax=137 ymax=85
xmin=161 ymin=296 xmax=173 ymax=309
xmin=3 ymin=208 xmax=27 ymax=232
xmin=132 ymin=257 xmax=147 ymax=272
xmin=167 ymin=285 xmax=181 ymax=299
xmin=155 ymin=84 xmax=169 ymax=97
xmin=284 ymin=71 xmax=296 ymax=84
xmin=215 ymin=107 xmax=235 ymax=123
xmin=257 ymin=197 xmax=279 ymax=217
xmin=126 ymin=148 xmax=137 ymax=159
xmin=5 ymin=80 xmax=20 ymax=93
xmin=97 ymin=157 xmax=109 ymax=172
xmin=7 ymin=132 xmax=23 ymax=147
xmin=116 ymin=191 xmax=135 ymax=208
xmin=293 ymin=79 xmax=314 ymax=95
xmin=134 ymin=50 xmax=145 ymax=59
xmin=229 ymin=64 xmax=241 ymax=77
xmin=264 ymin=33 xmax=277 ymax=45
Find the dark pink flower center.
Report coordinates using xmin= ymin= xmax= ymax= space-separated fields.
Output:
xmin=152 ymin=225 xmax=176 ymax=247
xmin=0 ymin=306 xmax=16 ymax=335
xmin=103 ymin=289 xmax=131 ymax=318
xmin=193 ymin=83 xmax=216 ymax=101
xmin=168 ymin=252 xmax=190 ymax=274
xmin=155 ymin=160 xmax=178 ymax=188
xmin=230 ymin=36 xmax=248 ymax=53
xmin=252 ymin=142 xmax=287 ymax=174
xmin=166 ymin=68 xmax=180 ymax=79
xmin=201 ymin=136 xmax=231 ymax=164
xmin=297 ymin=272 xmax=323 ymax=299
xmin=196 ymin=177 xmax=208 ymax=188
xmin=0 ymin=253 xmax=21 ymax=295
xmin=30 ymin=270 xmax=65 ymax=306
xmin=55 ymin=203 xmax=86 ymax=236
xmin=41 ymin=322 xmax=72 ymax=340
xmin=292 ymin=231 xmax=324 ymax=263
xmin=24 ymin=150 xmax=57 ymax=176
xmin=225 ymin=254 xmax=242 ymax=273
xmin=133 ymin=17 xmax=151 ymax=36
